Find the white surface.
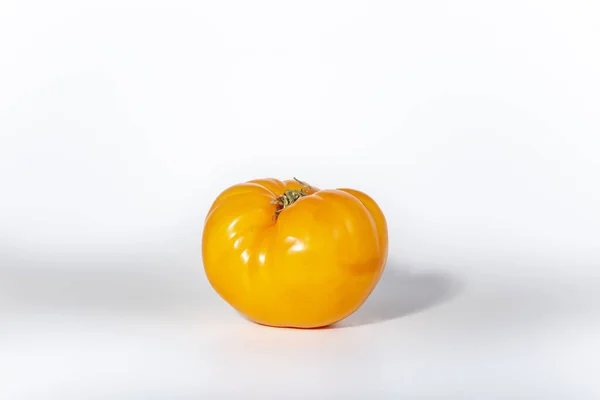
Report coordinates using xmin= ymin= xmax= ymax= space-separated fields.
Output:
xmin=1 ymin=0 xmax=600 ymax=398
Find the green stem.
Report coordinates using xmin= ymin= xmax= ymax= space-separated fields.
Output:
xmin=270 ymin=177 xmax=312 ymax=217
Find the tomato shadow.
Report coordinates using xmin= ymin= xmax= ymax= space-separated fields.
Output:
xmin=331 ymin=259 xmax=464 ymax=328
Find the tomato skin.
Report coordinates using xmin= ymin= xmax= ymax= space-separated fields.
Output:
xmin=202 ymin=178 xmax=388 ymax=328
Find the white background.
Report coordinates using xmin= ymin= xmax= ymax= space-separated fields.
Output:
xmin=1 ymin=0 xmax=600 ymax=398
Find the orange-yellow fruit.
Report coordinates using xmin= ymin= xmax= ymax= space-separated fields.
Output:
xmin=202 ymin=178 xmax=388 ymax=328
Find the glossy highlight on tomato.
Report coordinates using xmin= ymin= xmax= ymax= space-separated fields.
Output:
xmin=201 ymin=178 xmax=388 ymax=328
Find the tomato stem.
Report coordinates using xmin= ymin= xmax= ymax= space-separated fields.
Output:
xmin=270 ymin=178 xmax=312 ymax=218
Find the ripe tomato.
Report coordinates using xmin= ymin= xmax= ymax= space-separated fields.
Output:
xmin=202 ymin=178 xmax=388 ymax=328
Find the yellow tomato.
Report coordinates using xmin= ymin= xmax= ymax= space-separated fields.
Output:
xmin=202 ymin=178 xmax=388 ymax=328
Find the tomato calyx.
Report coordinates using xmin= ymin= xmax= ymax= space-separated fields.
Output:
xmin=270 ymin=177 xmax=313 ymax=218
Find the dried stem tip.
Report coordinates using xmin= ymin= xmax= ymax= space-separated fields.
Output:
xmin=270 ymin=177 xmax=313 ymax=217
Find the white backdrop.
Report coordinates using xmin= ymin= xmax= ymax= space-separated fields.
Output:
xmin=1 ymin=1 xmax=599 ymax=398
